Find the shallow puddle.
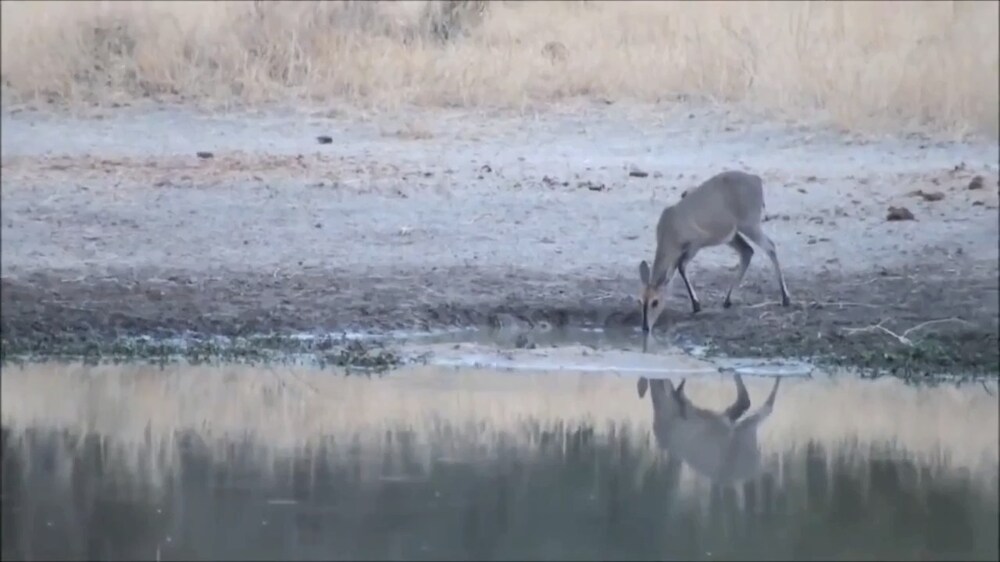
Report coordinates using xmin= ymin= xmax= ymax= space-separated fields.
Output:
xmin=2 ymin=361 xmax=998 ymax=561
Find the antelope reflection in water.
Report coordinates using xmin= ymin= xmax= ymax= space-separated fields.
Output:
xmin=638 ymin=373 xmax=780 ymax=485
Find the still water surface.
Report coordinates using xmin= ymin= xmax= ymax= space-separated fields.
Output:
xmin=2 ymin=362 xmax=998 ymax=561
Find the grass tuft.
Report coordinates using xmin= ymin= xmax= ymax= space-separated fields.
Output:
xmin=1 ymin=1 xmax=996 ymax=136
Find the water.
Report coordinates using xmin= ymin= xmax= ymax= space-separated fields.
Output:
xmin=2 ymin=361 xmax=998 ymax=561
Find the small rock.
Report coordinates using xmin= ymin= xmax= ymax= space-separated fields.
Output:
xmin=797 ymin=188 xmax=807 ymax=194
xmin=316 ymin=135 xmax=333 ymax=144
xmin=886 ymin=206 xmax=915 ymax=221
xmin=806 ymin=175 xmax=818 ymax=182
xmin=967 ymin=175 xmax=984 ymax=190
xmin=972 ymin=200 xmax=985 ymax=207
xmin=578 ymin=180 xmax=605 ymax=192
xmin=628 ymin=165 xmax=648 ymax=178
xmin=541 ymin=41 xmax=569 ymax=63
xmin=916 ymin=190 xmax=945 ymax=202
xmin=196 ymin=151 xmax=214 ymax=159
xmin=514 ymin=333 xmax=536 ymax=350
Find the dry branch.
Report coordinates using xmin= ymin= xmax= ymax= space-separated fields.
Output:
xmin=842 ymin=317 xmax=974 ymax=346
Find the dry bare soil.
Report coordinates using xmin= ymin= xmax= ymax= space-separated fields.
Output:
xmin=1 ymin=102 xmax=998 ymax=374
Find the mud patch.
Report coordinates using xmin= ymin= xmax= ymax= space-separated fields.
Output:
xmin=2 ymin=261 xmax=997 ymax=377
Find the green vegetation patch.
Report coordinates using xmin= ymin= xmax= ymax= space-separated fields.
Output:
xmin=0 ymin=333 xmax=404 ymax=374
xmin=694 ymin=328 xmax=999 ymax=382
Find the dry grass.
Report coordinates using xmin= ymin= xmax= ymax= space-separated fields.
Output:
xmin=1 ymin=1 xmax=998 ymax=135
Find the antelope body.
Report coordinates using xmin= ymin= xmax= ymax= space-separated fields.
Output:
xmin=638 ymin=170 xmax=791 ymax=332
xmin=637 ymin=374 xmax=780 ymax=485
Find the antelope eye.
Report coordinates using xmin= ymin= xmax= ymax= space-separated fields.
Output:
xmin=651 ymin=299 xmax=660 ymax=308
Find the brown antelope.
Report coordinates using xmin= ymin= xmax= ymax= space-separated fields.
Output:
xmin=638 ymin=170 xmax=791 ymax=332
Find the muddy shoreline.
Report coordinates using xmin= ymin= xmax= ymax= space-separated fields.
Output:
xmin=3 ymin=261 xmax=997 ymax=376
xmin=1 ymin=104 xmax=998 ymax=376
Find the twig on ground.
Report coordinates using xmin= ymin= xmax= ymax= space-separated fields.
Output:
xmin=745 ymin=300 xmax=780 ymax=309
xmin=819 ymin=301 xmax=886 ymax=309
xmin=594 ymin=290 xmax=624 ymax=302
xmin=843 ymin=317 xmax=973 ymax=346
xmin=861 ymin=274 xmax=906 ymax=285
xmin=901 ymin=317 xmax=974 ymax=339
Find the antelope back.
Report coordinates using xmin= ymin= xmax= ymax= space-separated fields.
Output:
xmin=673 ymin=171 xmax=765 ymax=238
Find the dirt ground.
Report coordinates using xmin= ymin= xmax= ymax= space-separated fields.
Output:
xmin=1 ymin=101 xmax=998 ymax=374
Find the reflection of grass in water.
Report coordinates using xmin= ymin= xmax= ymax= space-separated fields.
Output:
xmin=2 ymin=363 xmax=998 ymax=478
xmin=2 ymin=425 xmax=997 ymax=561
xmin=1 ymin=362 xmax=998 ymax=497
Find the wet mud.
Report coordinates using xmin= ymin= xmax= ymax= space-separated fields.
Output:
xmin=2 ymin=261 xmax=997 ymax=375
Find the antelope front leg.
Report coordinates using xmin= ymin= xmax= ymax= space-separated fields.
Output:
xmin=675 ymin=253 xmax=701 ymax=314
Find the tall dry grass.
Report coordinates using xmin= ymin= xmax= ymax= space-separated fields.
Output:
xmin=1 ymin=1 xmax=998 ymax=135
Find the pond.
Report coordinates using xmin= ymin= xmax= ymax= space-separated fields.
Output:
xmin=2 ymin=358 xmax=998 ymax=561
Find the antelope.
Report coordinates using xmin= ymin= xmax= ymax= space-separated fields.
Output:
xmin=638 ymin=170 xmax=791 ymax=332
xmin=637 ymin=373 xmax=781 ymax=485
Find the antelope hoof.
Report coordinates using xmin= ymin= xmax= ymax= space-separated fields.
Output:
xmin=781 ymin=295 xmax=791 ymax=307
xmin=723 ymin=297 xmax=733 ymax=309
xmin=691 ymin=301 xmax=702 ymax=314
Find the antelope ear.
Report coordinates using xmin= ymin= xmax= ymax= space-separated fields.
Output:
xmin=639 ymin=261 xmax=651 ymax=285
xmin=637 ymin=377 xmax=649 ymax=398
xmin=671 ymin=379 xmax=687 ymax=404
xmin=671 ymin=379 xmax=688 ymax=418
